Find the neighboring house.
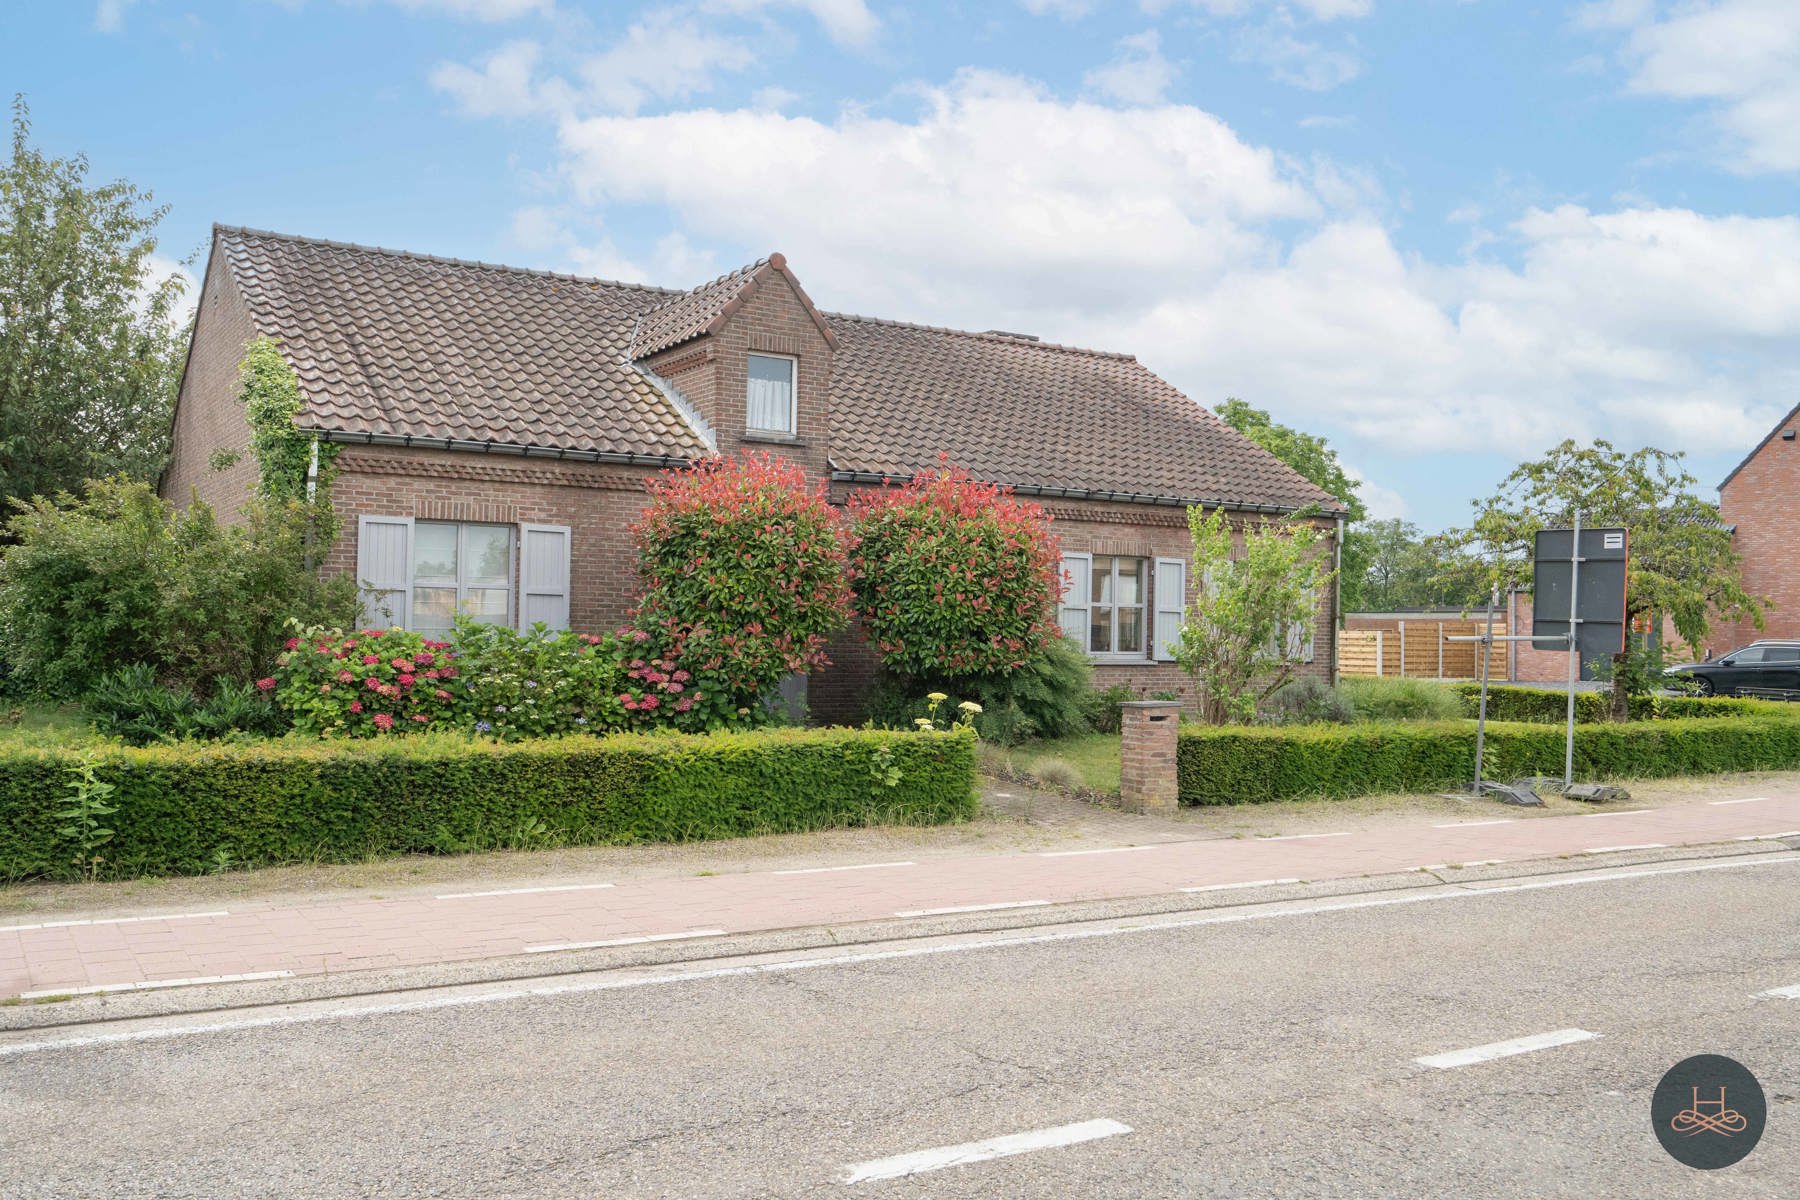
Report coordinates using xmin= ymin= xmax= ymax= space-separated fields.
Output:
xmin=162 ymin=226 xmax=1344 ymax=721
xmin=1712 ymin=402 xmax=1800 ymax=656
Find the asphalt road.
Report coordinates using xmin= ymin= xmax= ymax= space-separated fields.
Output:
xmin=2 ymin=855 xmax=1797 ymax=1198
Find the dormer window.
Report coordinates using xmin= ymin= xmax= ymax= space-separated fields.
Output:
xmin=746 ymin=353 xmax=796 ymax=434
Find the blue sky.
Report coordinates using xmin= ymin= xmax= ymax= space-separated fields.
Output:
xmin=6 ymin=0 xmax=1798 ymax=528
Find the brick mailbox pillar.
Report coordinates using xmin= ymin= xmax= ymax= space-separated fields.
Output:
xmin=1119 ymin=700 xmax=1181 ymax=814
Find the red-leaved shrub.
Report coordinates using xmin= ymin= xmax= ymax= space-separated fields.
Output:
xmin=848 ymin=463 xmax=1061 ymax=678
xmin=631 ymin=452 xmax=854 ymax=711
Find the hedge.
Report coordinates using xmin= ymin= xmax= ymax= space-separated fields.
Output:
xmin=1177 ymin=715 xmax=1800 ymax=806
xmin=1450 ymin=683 xmax=1784 ymax=724
xmin=0 ymin=727 xmax=979 ymax=880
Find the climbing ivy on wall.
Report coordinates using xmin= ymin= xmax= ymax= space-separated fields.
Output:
xmin=237 ymin=337 xmax=338 ymax=504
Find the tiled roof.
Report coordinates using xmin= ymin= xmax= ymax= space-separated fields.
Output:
xmin=214 ymin=226 xmax=711 ymax=460
xmin=208 ymin=227 xmax=1339 ymax=511
xmin=825 ymin=315 xmax=1339 ymax=511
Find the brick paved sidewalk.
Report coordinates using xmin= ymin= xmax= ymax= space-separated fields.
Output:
xmin=3 ymin=790 xmax=1797 ymax=1000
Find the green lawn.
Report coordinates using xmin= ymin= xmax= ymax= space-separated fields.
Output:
xmin=986 ymin=732 xmax=1121 ymax=794
xmin=0 ymin=701 xmax=93 ymax=747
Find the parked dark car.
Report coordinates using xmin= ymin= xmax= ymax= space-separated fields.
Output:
xmin=1664 ymin=641 xmax=1800 ymax=698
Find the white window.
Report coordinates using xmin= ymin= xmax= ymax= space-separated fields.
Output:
xmin=1059 ymin=554 xmax=1157 ymax=659
xmin=746 ymin=352 xmax=796 ymax=434
xmin=356 ymin=517 xmax=572 ymax=633
xmin=1277 ymin=589 xmax=1318 ymax=663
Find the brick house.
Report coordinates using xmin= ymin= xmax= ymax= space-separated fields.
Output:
xmin=163 ymin=226 xmax=1344 ymax=721
xmin=1711 ymin=402 xmax=1800 ymax=655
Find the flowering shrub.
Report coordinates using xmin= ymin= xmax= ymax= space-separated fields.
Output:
xmin=632 ymin=452 xmax=855 ymax=710
xmin=274 ymin=626 xmax=463 ymax=737
xmin=848 ymin=462 xmax=1062 ymax=678
xmin=451 ymin=618 xmax=629 ymax=740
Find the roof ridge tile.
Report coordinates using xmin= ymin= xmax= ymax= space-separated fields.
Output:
xmin=824 ymin=309 xmax=1136 ymax=361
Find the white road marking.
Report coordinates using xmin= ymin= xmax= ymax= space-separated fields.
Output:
xmin=1710 ymin=797 xmax=1768 ymax=805
xmin=524 ymin=929 xmax=726 ymax=953
xmin=1416 ymin=1028 xmax=1600 ymax=1070
xmin=1254 ymin=832 xmax=1352 ymax=842
xmin=1735 ymin=832 xmax=1800 ymax=842
xmin=20 ymin=971 xmax=292 ymax=999
xmin=1433 ymin=820 xmax=1515 ymax=828
xmin=5 ymin=854 xmax=1796 ymax=1057
xmin=1761 ymin=984 xmax=1800 ymax=999
xmin=436 ymin=883 xmax=614 ymax=900
xmin=1417 ymin=860 xmax=1506 ymax=871
xmin=842 ymin=1119 xmax=1132 ymax=1184
xmin=1581 ymin=844 xmax=1666 ymax=854
xmin=1038 ymin=846 xmax=1161 ymax=858
xmin=0 ymin=911 xmax=229 ymax=934
xmin=1180 ymin=878 xmax=1301 ymax=893
xmin=895 ymin=901 xmax=1050 ymax=918
xmin=773 ymin=861 xmax=916 ymax=876
xmin=1580 ymin=810 xmax=1651 ymax=818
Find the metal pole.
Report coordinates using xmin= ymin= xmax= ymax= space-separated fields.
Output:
xmin=1564 ymin=510 xmax=1582 ymax=788
xmin=1474 ymin=584 xmax=1497 ymax=790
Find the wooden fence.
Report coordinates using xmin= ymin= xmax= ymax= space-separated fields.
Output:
xmin=1338 ymin=620 xmax=1508 ymax=680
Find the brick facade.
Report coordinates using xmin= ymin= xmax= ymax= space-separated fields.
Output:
xmin=161 ymin=249 xmax=260 ymax=514
xmin=1714 ymin=409 xmax=1800 ymax=654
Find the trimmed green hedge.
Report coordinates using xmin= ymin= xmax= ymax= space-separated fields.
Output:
xmin=1177 ymin=715 xmax=1800 ymax=806
xmin=0 ymin=727 xmax=979 ymax=880
xmin=1451 ymin=683 xmax=1783 ymax=724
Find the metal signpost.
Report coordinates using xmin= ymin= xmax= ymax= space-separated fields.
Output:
xmin=1448 ymin=515 xmax=1629 ymax=798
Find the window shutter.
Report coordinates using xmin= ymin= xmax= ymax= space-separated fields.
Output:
xmin=357 ymin=515 xmax=413 ymax=629
xmin=518 ymin=524 xmax=572 ymax=631
xmin=1154 ymin=557 xmax=1185 ymax=662
xmin=1058 ymin=553 xmax=1092 ymax=647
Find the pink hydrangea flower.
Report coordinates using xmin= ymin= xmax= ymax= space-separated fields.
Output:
xmin=349 ymin=700 xmax=363 ymax=714
xmin=372 ymin=712 xmax=394 ymax=730
xmin=255 ymin=677 xmax=276 ymax=692
xmin=362 ymin=654 xmax=380 ymax=666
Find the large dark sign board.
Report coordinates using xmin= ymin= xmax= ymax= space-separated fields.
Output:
xmin=1532 ymin=527 xmax=1628 ymax=676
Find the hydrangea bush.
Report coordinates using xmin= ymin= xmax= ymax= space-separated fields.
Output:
xmin=451 ymin=620 xmax=629 ymax=740
xmin=272 ymin=626 xmax=463 ymax=737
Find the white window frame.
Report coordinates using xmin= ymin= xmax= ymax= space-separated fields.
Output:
xmin=1060 ymin=553 xmax=1155 ymax=662
xmin=410 ymin=520 xmax=516 ymax=633
xmin=745 ymin=351 xmax=797 ymax=435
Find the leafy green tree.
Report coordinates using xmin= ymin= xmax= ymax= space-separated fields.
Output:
xmin=0 ymin=97 xmax=187 ymax=504
xmin=1354 ymin=518 xmax=1488 ymax=612
xmin=1451 ymin=438 xmax=1764 ymax=718
xmin=1174 ymin=506 xmax=1336 ymax=724
xmin=1215 ymin=398 xmax=1369 ymax=610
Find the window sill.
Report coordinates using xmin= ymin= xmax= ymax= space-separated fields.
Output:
xmin=1088 ymin=653 xmax=1156 ymax=666
xmin=741 ymin=430 xmax=805 ymax=446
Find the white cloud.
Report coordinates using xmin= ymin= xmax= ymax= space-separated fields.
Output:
xmin=576 ymin=12 xmax=758 ymax=114
xmin=431 ymin=40 xmax=568 ymax=117
xmin=1152 ymin=0 xmax=1372 ymax=21
xmin=1083 ymin=31 xmax=1178 ymax=105
xmin=1341 ymin=461 xmax=1408 ymax=519
xmin=1020 ymin=0 xmax=1095 ymax=17
xmin=534 ymin=72 xmax=1800 ymax=474
xmin=1603 ymin=0 xmax=1800 ymax=173
xmin=1233 ymin=19 xmax=1362 ymax=91
xmin=702 ymin=0 xmax=878 ymax=47
xmin=384 ymin=0 xmax=552 ymax=19
xmin=94 ymin=0 xmax=136 ymax=33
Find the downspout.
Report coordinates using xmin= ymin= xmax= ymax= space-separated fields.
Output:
xmin=303 ymin=433 xmax=321 ymax=573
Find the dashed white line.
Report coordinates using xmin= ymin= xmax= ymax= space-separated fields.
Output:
xmin=773 ymin=861 xmax=916 ymax=876
xmin=1417 ymin=860 xmax=1506 ymax=872
xmin=1761 ymin=984 xmax=1800 ymax=1000
xmin=1254 ymin=832 xmax=1353 ymax=842
xmin=1735 ymin=831 xmax=1800 ymax=842
xmin=6 ymin=856 xmax=1794 ymax=1058
xmin=1581 ymin=844 xmax=1666 ymax=855
xmin=842 ymin=1119 xmax=1133 ymax=1184
xmin=436 ymin=883 xmax=614 ymax=900
xmin=1433 ymin=819 xmax=1515 ymax=828
xmin=1416 ymin=1028 xmax=1600 ymax=1070
xmin=524 ymin=929 xmax=725 ymax=954
xmin=1710 ymin=797 xmax=1768 ymax=805
xmin=1180 ymin=878 xmax=1301 ymax=893
xmin=895 ymin=901 xmax=1050 ymax=918
xmin=1038 ymin=846 xmax=1161 ymax=858
xmin=20 ymin=971 xmax=292 ymax=999
xmin=1580 ymin=810 xmax=1652 ymax=818
xmin=0 ymin=911 xmax=228 ymax=934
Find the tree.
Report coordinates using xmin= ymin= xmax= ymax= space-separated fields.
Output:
xmin=1353 ymin=518 xmax=1488 ymax=612
xmin=1451 ymin=438 xmax=1764 ymax=718
xmin=1174 ymin=505 xmax=1336 ymax=724
xmin=1214 ymin=398 xmax=1370 ymax=610
xmin=0 ymin=97 xmax=188 ymax=504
